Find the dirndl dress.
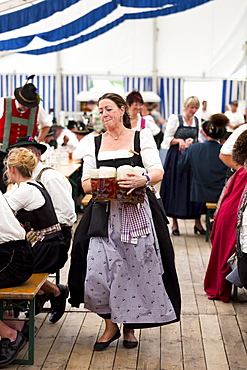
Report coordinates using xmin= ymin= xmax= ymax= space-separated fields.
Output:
xmin=160 ymin=115 xmax=205 ymax=219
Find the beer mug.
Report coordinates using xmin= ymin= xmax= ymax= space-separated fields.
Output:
xmin=97 ymin=166 xmax=117 ymax=201
xmin=90 ymin=169 xmax=100 ymax=201
xmin=131 ymin=166 xmax=146 ymax=204
xmin=116 ymin=165 xmax=134 ymax=202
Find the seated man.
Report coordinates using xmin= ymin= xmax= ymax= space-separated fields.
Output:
xmin=178 ymin=114 xmax=229 ymax=204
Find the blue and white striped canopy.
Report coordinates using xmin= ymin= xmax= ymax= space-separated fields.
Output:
xmin=0 ymin=0 xmax=212 ymax=54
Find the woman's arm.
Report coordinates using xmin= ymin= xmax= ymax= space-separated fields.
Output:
xmin=82 ymin=178 xmax=92 ymax=194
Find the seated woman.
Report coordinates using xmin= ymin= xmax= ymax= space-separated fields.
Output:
xmin=68 ymin=93 xmax=181 ymax=351
xmin=0 ymin=191 xmax=34 ymax=367
xmin=4 ymin=148 xmax=69 ymax=324
xmin=204 ymin=130 xmax=247 ymax=302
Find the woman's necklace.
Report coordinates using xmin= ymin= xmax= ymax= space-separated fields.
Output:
xmin=108 ymin=127 xmax=125 ymax=140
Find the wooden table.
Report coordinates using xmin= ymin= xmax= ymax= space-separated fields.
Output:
xmin=55 ymin=159 xmax=82 ymax=211
xmin=55 ymin=160 xmax=81 ymax=179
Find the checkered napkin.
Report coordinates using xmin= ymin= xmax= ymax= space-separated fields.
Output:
xmin=120 ymin=202 xmax=151 ymax=243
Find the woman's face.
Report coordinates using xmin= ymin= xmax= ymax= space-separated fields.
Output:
xmin=98 ymin=99 xmax=124 ymax=130
xmin=185 ymin=104 xmax=199 ymax=117
xmin=128 ymin=101 xmax=143 ymax=117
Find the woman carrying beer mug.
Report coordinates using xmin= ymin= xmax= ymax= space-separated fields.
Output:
xmin=68 ymin=93 xmax=181 ymax=351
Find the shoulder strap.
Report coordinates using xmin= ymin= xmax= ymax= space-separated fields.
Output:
xmin=141 ymin=117 xmax=146 ymax=130
xmin=27 ymin=181 xmax=45 ymax=190
xmin=35 ymin=166 xmax=54 ymax=181
xmin=178 ymin=115 xmax=183 ymax=127
xmin=94 ymin=134 xmax=102 ymax=168
xmin=133 ymin=131 xmax=144 ymax=167
xmin=194 ymin=116 xmax=199 ymax=129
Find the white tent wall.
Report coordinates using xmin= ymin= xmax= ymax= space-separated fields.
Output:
xmin=156 ymin=0 xmax=247 ymax=78
xmin=0 ymin=0 xmax=246 ymax=118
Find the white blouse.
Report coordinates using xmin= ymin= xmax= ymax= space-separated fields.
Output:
xmin=5 ymin=181 xmax=45 ymax=212
xmin=161 ymin=114 xmax=201 ymax=149
xmin=0 ymin=191 xmax=26 ymax=243
xmin=240 ymin=205 xmax=247 ymax=254
xmin=132 ymin=114 xmax=160 ymax=136
xmin=82 ymin=128 xmax=163 ymax=182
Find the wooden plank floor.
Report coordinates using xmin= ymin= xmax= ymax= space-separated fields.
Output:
xmin=9 ymin=217 xmax=247 ymax=370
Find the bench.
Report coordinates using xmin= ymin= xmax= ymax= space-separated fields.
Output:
xmin=0 ymin=273 xmax=48 ymax=365
xmin=205 ymin=202 xmax=217 ymax=242
xmin=81 ymin=193 xmax=92 ymax=206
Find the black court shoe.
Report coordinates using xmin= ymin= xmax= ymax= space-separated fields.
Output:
xmin=194 ymin=225 xmax=206 ymax=235
xmin=93 ymin=328 xmax=121 ymax=351
xmin=172 ymin=229 xmax=180 ymax=236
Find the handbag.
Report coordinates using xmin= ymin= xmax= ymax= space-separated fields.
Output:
xmin=227 ymin=251 xmax=237 ymax=270
xmin=226 ymin=249 xmax=243 ymax=288
xmin=87 ymin=201 xmax=110 ymax=237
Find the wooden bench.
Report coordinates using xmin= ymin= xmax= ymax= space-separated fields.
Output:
xmin=81 ymin=193 xmax=92 ymax=206
xmin=205 ymin=202 xmax=217 ymax=242
xmin=0 ymin=273 xmax=48 ymax=365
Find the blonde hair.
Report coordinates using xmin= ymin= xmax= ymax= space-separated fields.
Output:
xmin=183 ymin=96 xmax=200 ymax=110
xmin=5 ymin=147 xmax=37 ymax=180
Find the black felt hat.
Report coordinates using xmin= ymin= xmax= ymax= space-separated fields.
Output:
xmin=74 ymin=122 xmax=91 ymax=135
xmin=14 ymin=75 xmax=40 ymax=108
xmin=202 ymin=113 xmax=229 ymax=140
xmin=7 ymin=136 xmax=47 ymax=154
xmin=67 ymin=120 xmax=78 ymax=130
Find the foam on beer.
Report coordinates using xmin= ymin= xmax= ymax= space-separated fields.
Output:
xmin=99 ymin=166 xmax=116 ymax=178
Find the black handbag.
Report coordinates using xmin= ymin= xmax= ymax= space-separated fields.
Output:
xmin=87 ymin=201 xmax=110 ymax=237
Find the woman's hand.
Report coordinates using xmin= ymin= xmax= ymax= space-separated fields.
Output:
xmin=184 ymin=138 xmax=194 ymax=148
xmin=178 ymin=139 xmax=186 ymax=152
xmin=118 ymin=174 xmax=147 ymax=194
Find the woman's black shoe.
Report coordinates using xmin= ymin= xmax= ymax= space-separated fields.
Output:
xmin=123 ymin=339 xmax=138 ymax=349
xmin=172 ymin=229 xmax=180 ymax=236
xmin=194 ymin=225 xmax=206 ymax=235
xmin=93 ymin=328 xmax=121 ymax=351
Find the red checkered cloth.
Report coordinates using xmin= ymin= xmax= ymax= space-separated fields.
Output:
xmin=34 ymin=223 xmax=61 ymax=243
xmin=120 ymin=203 xmax=151 ymax=243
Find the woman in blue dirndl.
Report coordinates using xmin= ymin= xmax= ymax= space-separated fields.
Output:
xmin=160 ymin=96 xmax=206 ymax=236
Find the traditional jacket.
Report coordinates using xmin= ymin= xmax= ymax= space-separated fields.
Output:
xmin=0 ymin=97 xmax=38 ymax=152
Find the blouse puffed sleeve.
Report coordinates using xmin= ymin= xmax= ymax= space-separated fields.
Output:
xmin=140 ymin=128 xmax=163 ymax=172
xmin=81 ymin=138 xmax=97 ymax=182
xmin=160 ymin=114 xmax=179 ymax=149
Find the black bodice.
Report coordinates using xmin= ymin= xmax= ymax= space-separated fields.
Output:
xmin=16 ymin=182 xmax=59 ymax=232
xmin=95 ymin=131 xmax=144 ymax=169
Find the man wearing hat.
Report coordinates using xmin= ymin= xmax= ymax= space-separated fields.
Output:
xmin=72 ymin=122 xmax=91 ymax=160
xmin=0 ymin=75 xmax=52 ymax=192
xmin=225 ymin=100 xmax=245 ymax=132
xmin=178 ymin=114 xmax=229 ymax=204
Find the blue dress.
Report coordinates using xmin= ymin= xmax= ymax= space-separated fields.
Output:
xmin=160 ymin=115 xmax=205 ymax=219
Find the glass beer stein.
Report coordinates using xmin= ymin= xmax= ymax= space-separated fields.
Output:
xmin=116 ymin=165 xmax=133 ymax=202
xmin=90 ymin=169 xmax=100 ymax=201
xmin=131 ymin=166 xmax=146 ymax=204
xmin=97 ymin=166 xmax=117 ymax=201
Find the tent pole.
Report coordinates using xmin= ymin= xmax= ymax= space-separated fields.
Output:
xmin=152 ymin=18 xmax=158 ymax=93
xmin=56 ymin=51 xmax=62 ymax=122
